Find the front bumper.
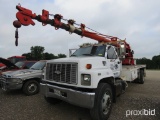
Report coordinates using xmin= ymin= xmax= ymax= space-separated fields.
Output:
xmin=0 ymin=80 xmax=23 ymax=91
xmin=40 ymin=83 xmax=95 ymax=109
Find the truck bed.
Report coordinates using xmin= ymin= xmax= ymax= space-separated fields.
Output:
xmin=120 ymin=65 xmax=146 ymax=82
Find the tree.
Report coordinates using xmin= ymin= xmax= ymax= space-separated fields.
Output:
xmin=22 ymin=46 xmax=67 ymax=60
xmin=43 ymin=52 xmax=57 ymax=60
xmin=57 ymin=54 xmax=66 ymax=58
xmin=136 ymin=55 xmax=160 ymax=69
xmin=30 ymin=46 xmax=45 ymax=60
xmin=22 ymin=53 xmax=33 ymax=60
xmin=152 ymin=55 xmax=160 ymax=69
xmin=137 ymin=58 xmax=154 ymax=69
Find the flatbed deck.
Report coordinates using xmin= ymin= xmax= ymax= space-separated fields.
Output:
xmin=121 ymin=65 xmax=146 ymax=82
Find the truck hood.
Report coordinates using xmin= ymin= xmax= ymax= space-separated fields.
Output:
xmin=0 ymin=57 xmax=19 ymax=69
xmin=49 ymin=56 xmax=105 ymax=62
xmin=47 ymin=56 xmax=107 ymax=69
xmin=2 ymin=69 xmax=42 ymax=78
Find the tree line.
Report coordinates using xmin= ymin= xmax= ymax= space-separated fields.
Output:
xmin=136 ymin=55 xmax=160 ymax=69
xmin=22 ymin=46 xmax=66 ymax=60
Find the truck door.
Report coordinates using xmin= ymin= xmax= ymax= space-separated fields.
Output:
xmin=106 ymin=46 xmax=121 ymax=78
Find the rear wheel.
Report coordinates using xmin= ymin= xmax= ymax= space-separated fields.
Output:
xmin=23 ymin=80 xmax=39 ymax=95
xmin=134 ymin=70 xmax=145 ymax=84
xmin=139 ymin=70 xmax=144 ymax=84
xmin=90 ymin=83 xmax=113 ymax=120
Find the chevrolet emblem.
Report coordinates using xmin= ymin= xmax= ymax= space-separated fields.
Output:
xmin=54 ymin=70 xmax=61 ymax=74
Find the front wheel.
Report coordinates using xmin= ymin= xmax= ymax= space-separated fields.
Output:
xmin=22 ymin=80 xmax=39 ymax=96
xmin=90 ymin=83 xmax=113 ymax=120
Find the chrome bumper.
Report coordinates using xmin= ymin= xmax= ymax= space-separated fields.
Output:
xmin=0 ymin=81 xmax=23 ymax=91
xmin=40 ymin=83 xmax=95 ymax=109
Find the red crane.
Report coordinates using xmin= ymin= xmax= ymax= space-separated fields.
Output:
xmin=13 ymin=4 xmax=134 ymax=65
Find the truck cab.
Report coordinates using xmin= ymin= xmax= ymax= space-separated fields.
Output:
xmin=70 ymin=43 xmax=122 ymax=78
xmin=41 ymin=43 xmax=126 ymax=120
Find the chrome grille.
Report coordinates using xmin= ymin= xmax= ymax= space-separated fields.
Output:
xmin=0 ymin=75 xmax=6 ymax=82
xmin=46 ymin=63 xmax=78 ymax=84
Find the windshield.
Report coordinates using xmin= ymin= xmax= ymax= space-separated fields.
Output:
xmin=30 ymin=61 xmax=46 ymax=70
xmin=71 ymin=45 xmax=106 ymax=57
xmin=9 ymin=58 xmax=26 ymax=64
xmin=15 ymin=61 xmax=25 ymax=68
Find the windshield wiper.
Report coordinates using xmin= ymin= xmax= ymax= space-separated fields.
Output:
xmin=30 ymin=68 xmax=36 ymax=70
xmin=70 ymin=55 xmax=77 ymax=57
xmin=82 ymin=54 xmax=93 ymax=56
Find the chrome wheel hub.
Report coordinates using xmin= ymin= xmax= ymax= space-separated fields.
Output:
xmin=28 ymin=83 xmax=37 ymax=93
xmin=102 ymin=92 xmax=111 ymax=115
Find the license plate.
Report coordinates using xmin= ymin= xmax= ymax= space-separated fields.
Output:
xmin=54 ymin=89 xmax=61 ymax=96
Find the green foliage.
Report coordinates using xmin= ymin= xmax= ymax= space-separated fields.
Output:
xmin=22 ymin=46 xmax=66 ymax=60
xmin=22 ymin=53 xmax=33 ymax=60
xmin=30 ymin=46 xmax=45 ymax=60
xmin=43 ymin=52 xmax=58 ymax=60
xmin=57 ymin=54 xmax=66 ymax=58
xmin=137 ymin=55 xmax=160 ymax=69
xmin=152 ymin=55 xmax=160 ymax=69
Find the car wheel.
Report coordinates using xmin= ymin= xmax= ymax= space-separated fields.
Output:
xmin=23 ymin=80 xmax=39 ymax=95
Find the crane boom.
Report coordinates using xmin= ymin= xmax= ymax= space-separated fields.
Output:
xmin=13 ymin=5 xmax=114 ymax=42
xmin=13 ymin=5 xmax=134 ymax=65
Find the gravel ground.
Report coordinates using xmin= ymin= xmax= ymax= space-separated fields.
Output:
xmin=0 ymin=70 xmax=160 ymax=120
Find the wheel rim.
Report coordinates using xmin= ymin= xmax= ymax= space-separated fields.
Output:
xmin=27 ymin=83 xmax=37 ymax=93
xmin=102 ymin=92 xmax=111 ymax=115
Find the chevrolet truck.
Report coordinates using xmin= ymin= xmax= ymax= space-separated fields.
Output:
xmin=12 ymin=5 xmax=146 ymax=120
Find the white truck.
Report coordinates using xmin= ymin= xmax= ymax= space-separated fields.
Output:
xmin=41 ymin=43 xmax=146 ymax=120
xmin=13 ymin=5 xmax=146 ymax=120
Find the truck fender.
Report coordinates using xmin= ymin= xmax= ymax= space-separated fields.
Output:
xmin=98 ymin=77 xmax=117 ymax=103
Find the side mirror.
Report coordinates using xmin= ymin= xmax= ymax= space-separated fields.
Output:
xmin=107 ymin=45 xmax=111 ymax=50
xmin=132 ymin=50 xmax=134 ymax=54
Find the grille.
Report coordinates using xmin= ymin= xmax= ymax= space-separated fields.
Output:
xmin=0 ymin=75 xmax=6 ymax=82
xmin=46 ymin=63 xmax=78 ymax=84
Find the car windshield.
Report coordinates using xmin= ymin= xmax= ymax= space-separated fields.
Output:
xmin=30 ymin=61 xmax=46 ymax=70
xmin=9 ymin=57 xmax=26 ymax=64
xmin=15 ymin=61 xmax=24 ymax=68
xmin=71 ymin=45 xmax=106 ymax=57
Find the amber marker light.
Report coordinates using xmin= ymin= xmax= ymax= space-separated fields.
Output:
xmin=86 ymin=64 xmax=92 ymax=69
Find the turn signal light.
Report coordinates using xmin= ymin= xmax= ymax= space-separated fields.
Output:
xmin=86 ymin=64 xmax=92 ymax=69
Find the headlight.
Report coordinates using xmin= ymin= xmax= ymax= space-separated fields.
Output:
xmin=81 ymin=74 xmax=91 ymax=86
xmin=8 ymin=78 xmax=22 ymax=83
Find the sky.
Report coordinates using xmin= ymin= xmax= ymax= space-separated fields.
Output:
xmin=0 ymin=0 xmax=160 ymax=59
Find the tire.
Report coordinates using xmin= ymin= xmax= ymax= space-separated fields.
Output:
xmin=90 ymin=83 xmax=113 ymax=120
xmin=139 ymin=70 xmax=144 ymax=84
xmin=22 ymin=80 xmax=39 ymax=96
xmin=134 ymin=70 xmax=144 ymax=84
xmin=44 ymin=96 xmax=61 ymax=104
xmin=122 ymin=80 xmax=126 ymax=93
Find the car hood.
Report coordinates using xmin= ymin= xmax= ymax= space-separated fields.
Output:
xmin=2 ymin=69 xmax=42 ymax=78
xmin=0 ymin=57 xmax=19 ymax=69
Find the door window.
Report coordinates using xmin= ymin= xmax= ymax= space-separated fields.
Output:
xmin=107 ymin=46 xmax=117 ymax=59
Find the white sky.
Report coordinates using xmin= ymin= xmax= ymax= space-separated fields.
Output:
xmin=0 ymin=0 xmax=160 ymax=59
